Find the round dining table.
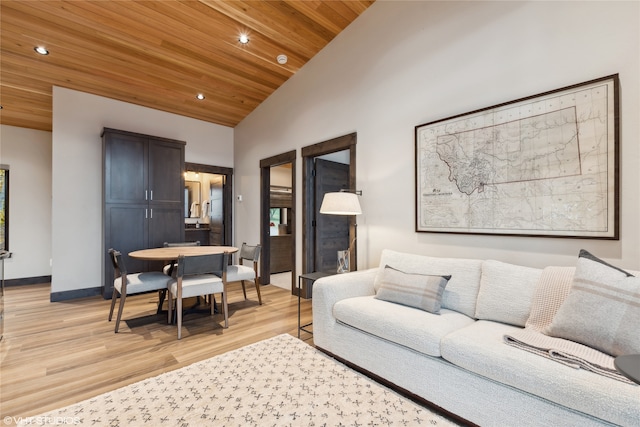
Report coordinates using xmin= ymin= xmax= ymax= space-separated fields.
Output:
xmin=128 ymin=245 xmax=239 ymax=317
xmin=129 ymin=245 xmax=238 ymax=261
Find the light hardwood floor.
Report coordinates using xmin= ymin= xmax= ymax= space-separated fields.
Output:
xmin=0 ymin=282 xmax=313 ymax=420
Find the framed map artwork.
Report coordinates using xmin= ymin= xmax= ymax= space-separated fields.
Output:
xmin=415 ymin=74 xmax=619 ymax=239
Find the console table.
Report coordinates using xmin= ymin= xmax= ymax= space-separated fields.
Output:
xmin=297 ymin=271 xmax=335 ymax=338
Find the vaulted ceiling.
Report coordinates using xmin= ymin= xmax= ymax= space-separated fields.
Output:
xmin=0 ymin=0 xmax=374 ymax=132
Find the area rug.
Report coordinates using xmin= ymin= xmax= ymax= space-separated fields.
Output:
xmin=19 ymin=334 xmax=459 ymax=426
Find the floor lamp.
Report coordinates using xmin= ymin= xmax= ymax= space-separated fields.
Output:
xmin=319 ymin=190 xmax=362 ymax=273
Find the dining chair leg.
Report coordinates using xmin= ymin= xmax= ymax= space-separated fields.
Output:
xmin=177 ymin=295 xmax=183 ymax=339
xmin=167 ymin=294 xmax=173 ymax=324
xmin=241 ymin=281 xmax=247 ymax=300
xmin=210 ymin=294 xmax=215 ymax=315
xmin=108 ymin=289 xmax=119 ymax=321
xmin=221 ymin=291 xmax=229 ymax=328
xmin=114 ymin=292 xmax=127 ymax=333
xmin=254 ymin=278 xmax=262 ymax=305
xmin=157 ymin=289 xmax=167 ymax=314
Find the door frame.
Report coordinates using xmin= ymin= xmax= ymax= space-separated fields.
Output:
xmin=185 ymin=162 xmax=233 ymax=246
xmin=301 ymin=133 xmax=357 ymax=275
xmin=260 ymin=151 xmax=297 ymax=293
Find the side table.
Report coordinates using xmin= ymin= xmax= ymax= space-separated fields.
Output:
xmin=614 ymin=354 xmax=640 ymax=385
xmin=298 ymin=271 xmax=334 ymax=338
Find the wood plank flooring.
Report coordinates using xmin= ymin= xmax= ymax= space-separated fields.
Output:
xmin=0 ymin=282 xmax=313 ymax=420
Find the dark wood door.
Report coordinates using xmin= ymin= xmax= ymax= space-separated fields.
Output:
xmin=148 ymin=205 xmax=184 ymax=271
xmin=208 ymin=175 xmax=224 ymax=245
xmin=148 ymin=139 xmax=184 ymax=204
xmin=314 ymin=159 xmax=350 ymax=273
xmin=104 ymin=132 xmax=147 ymax=204
xmin=103 ymin=204 xmax=148 ymax=298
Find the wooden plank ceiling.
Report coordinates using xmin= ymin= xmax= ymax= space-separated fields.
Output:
xmin=0 ymin=0 xmax=374 ymax=132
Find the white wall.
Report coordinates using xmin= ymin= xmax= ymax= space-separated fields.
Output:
xmin=52 ymin=87 xmax=234 ymax=296
xmin=0 ymin=125 xmax=52 ymax=280
xmin=270 ymin=165 xmax=292 ymax=188
xmin=234 ymin=1 xmax=640 ymax=272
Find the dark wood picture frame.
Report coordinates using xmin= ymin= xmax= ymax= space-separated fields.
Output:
xmin=415 ymin=74 xmax=619 ymax=239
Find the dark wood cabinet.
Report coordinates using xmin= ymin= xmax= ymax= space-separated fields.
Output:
xmin=185 ymin=227 xmax=210 ymax=246
xmin=104 ymin=132 xmax=147 ymax=204
xmin=103 ymin=128 xmax=185 ymax=298
xmin=269 ymin=186 xmax=293 ymax=274
xmin=269 ymin=189 xmax=293 ymax=273
xmin=270 ymin=235 xmax=292 ymax=273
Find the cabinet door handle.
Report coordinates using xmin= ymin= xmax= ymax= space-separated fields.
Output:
xmin=150 ymin=190 xmax=153 ymax=201
xmin=150 ymin=208 xmax=153 ymax=219
xmin=145 ymin=208 xmax=148 ymax=219
xmin=145 ymin=190 xmax=148 ymax=201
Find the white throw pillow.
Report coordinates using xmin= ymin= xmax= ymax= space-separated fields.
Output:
xmin=545 ymin=249 xmax=640 ymax=357
xmin=475 ymin=260 xmax=542 ymax=327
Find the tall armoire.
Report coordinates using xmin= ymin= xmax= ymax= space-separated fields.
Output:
xmin=102 ymin=128 xmax=185 ymax=298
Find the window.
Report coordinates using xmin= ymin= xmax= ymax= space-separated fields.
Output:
xmin=270 ymin=208 xmax=281 ymax=225
xmin=0 ymin=166 xmax=8 ymax=251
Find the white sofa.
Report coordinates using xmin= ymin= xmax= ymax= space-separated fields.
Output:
xmin=312 ymin=249 xmax=640 ymax=427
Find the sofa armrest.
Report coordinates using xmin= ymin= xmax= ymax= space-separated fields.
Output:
xmin=312 ymin=268 xmax=377 ymax=350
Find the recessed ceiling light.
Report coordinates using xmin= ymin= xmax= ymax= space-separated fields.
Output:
xmin=277 ymin=54 xmax=288 ymax=65
xmin=34 ymin=46 xmax=49 ymax=55
xmin=196 ymin=93 xmax=205 ymax=100
xmin=238 ymin=34 xmax=249 ymax=44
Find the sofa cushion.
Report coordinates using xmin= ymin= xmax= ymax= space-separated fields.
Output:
xmin=545 ymin=249 xmax=640 ymax=357
xmin=374 ymin=249 xmax=483 ymax=318
xmin=441 ymin=321 xmax=639 ymax=426
xmin=374 ymin=265 xmax=450 ymax=313
xmin=474 ymin=260 xmax=542 ymax=327
xmin=334 ymin=295 xmax=475 ymax=357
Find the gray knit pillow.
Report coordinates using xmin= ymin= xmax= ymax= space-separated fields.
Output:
xmin=374 ymin=265 xmax=450 ymax=314
xmin=545 ymin=250 xmax=640 ymax=357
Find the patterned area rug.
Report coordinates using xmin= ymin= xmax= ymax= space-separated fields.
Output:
xmin=19 ymin=334 xmax=458 ymax=426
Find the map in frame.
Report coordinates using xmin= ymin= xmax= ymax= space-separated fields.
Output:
xmin=415 ymin=75 xmax=619 ymax=239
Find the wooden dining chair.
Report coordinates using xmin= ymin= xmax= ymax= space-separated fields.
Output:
xmin=157 ymin=241 xmax=202 ymax=314
xmin=226 ymin=243 xmax=262 ymax=305
xmin=162 ymin=241 xmax=201 ymax=276
xmin=108 ymin=248 xmax=171 ymax=333
xmin=167 ymin=252 xmax=230 ymax=339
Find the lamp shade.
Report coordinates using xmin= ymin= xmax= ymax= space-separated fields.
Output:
xmin=319 ymin=192 xmax=362 ymax=215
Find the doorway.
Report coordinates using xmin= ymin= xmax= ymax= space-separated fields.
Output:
xmin=302 ymin=133 xmax=357 ymax=276
xmin=260 ymin=151 xmax=297 ymax=293
xmin=184 ymin=162 xmax=232 ymax=246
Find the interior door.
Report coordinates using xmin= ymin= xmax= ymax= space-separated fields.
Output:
xmin=314 ymin=159 xmax=350 ymax=273
xmin=209 ymin=175 xmax=225 ymax=245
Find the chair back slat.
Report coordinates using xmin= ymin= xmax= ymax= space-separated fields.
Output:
xmin=164 ymin=241 xmax=200 ymax=247
xmin=176 ymin=252 xmax=229 ymax=278
xmin=108 ymin=248 xmax=127 ymax=276
xmin=239 ymin=243 xmax=261 ymax=262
